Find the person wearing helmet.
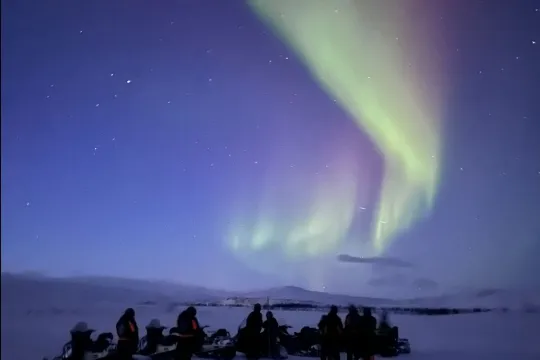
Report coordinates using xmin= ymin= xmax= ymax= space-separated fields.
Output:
xmin=175 ymin=306 xmax=201 ymax=360
xmin=344 ymin=305 xmax=362 ymax=360
xmin=244 ymin=303 xmax=264 ymax=359
xmin=140 ymin=319 xmax=167 ymax=355
xmin=68 ymin=321 xmax=95 ymax=360
xmin=116 ymin=308 xmax=139 ymax=360
xmin=320 ymin=305 xmax=343 ymax=360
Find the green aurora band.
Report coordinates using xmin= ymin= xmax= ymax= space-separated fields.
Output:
xmin=229 ymin=0 xmax=444 ymax=268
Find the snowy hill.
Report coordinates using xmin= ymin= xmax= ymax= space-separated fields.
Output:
xmin=0 ymin=273 xmax=229 ymax=316
xmin=235 ymin=285 xmax=539 ymax=310
xmin=65 ymin=275 xmax=236 ymax=299
xmin=2 ymin=273 xmax=538 ymax=313
xmin=239 ymin=285 xmax=402 ymax=307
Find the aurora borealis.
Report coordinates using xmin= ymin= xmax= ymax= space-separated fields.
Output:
xmin=2 ymin=0 xmax=539 ymax=293
xmin=229 ymin=0 xmax=444 ymax=265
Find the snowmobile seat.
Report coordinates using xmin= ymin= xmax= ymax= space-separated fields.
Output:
xmin=91 ymin=333 xmax=114 ymax=352
xmin=159 ymin=336 xmax=178 ymax=347
xmin=298 ymin=326 xmax=319 ymax=337
xmin=296 ymin=327 xmax=320 ymax=349
xmin=154 ymin=343 xmax=177 ymax=354
xmin=377 ymin=326 xmax=399 ymax=349
xmin=208 ymin=328 xmax=230 ymax=343
xmin=278 ymin=325 xmax=292 ymax=336
xmin=96 ymin=332 xmax=113 ymax=342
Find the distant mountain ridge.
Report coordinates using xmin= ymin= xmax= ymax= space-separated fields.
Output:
xmin=241 ymin=285 xmax=403 ymax=306
xmin=66 ymin=275 xmax=238 ymax=299
xmin=1 ymin=272 xmax=538 ymax=310
xmin=0 ymin=272 xmax=237 ymax=304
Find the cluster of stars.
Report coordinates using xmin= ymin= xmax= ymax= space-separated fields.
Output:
xmin=29 ymin=4 xmax=540 ymax=216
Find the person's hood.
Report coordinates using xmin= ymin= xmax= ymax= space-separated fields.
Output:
xmin=123 ymin=308 xmax=135 ymax=319
xmin=186 ymin=306 xmax=197 ymax=317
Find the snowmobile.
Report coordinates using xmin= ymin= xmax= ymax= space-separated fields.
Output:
xmin=137 ymin=326 xmax=236 ymax=360
xmin=234 ymin=321 xmax=288 ymax=359
xmin=275 ymin=323 xmax=411 ymax=358
xmin=137 ymin=327 xmax=179 ymax=360
xmin=43 ymin=332 xmax=121 ymax=360
xmin=196 ymin=326 xmax=237 ymax=360
xmin=376 ymin=326 xmax=411 ymax=357
xmin=377 ymin=337 xmax=411 ymax=357
xmin=275 ymin=325 xmax=321 ymax=357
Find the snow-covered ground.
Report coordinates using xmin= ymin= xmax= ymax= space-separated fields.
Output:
xmin=2 ymin=275 xmax=539 ymax=360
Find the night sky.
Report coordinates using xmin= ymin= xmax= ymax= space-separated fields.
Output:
xmin=2 ymin=0 xmax=539 ymax=297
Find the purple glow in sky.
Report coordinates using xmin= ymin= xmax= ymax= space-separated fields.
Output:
xmin=1 ymin=0 xmax=539 ymax=296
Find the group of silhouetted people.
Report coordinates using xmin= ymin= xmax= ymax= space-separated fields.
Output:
xmin=240 ymin=303 xmax=283 ymax=359
xmin=68 ymin=306 xmax=202 ymax=360
xmin=67 ymin=304 xmax=394 ymax=360
xmin=318 ymin=305 xmax=391 ymax=360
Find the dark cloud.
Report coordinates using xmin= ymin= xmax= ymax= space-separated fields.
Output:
xmin=337 ymin=254 xmax=414 ymax=268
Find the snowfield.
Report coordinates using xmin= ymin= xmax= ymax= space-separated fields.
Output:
xmin=2 ymin=274 xmax=539 ymax=360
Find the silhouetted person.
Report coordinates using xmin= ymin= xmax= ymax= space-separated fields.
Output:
xmin=317 ymin=315 xmax=328 ymax=360
xmin=116 ymin=308 xmax=139 ymax=360
xmin=140 ymin=319 xmax=166 ymax=355
xmin=175 ymin=306 xmax=201 ymax=360
xmin=244 ymin=303 xmax=263 ymax=359
xmin=379 ymin=310 xmax=390 ymax=330
xmin=263 ymin=311 xmax=279 ymax=358
xmin=344 ymin=305 xmax=362 ymax=360
xmin=68 ymin=322 xmax=94 ymax=360
xmin=320 ymin=305 xmax=343 ymax=360
xmin=358 ymin=307 xmax=377 ymax=360
xmin=378 ymin=310 xmax=398 ymax=352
